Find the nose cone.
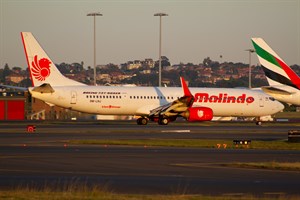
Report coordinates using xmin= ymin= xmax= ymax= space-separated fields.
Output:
xmin=274 ymin=101 xmax=285 ymax=113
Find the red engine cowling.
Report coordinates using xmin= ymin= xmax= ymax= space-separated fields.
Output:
xmin=183 ymin=107 xmax=213 ymax=122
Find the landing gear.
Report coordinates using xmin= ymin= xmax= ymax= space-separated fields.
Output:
xmin=137 ymin=116 xmax=172 ymax=125
xmin=255 ymin=117 xmax=262 ymax=126
xmin=158 ymin=118 xmax=169 ymax=125
xmin=137 ymin=117 xmax=148 ymax=125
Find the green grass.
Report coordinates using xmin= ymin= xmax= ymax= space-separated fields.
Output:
xmin=226 ymin=162 xmax=300 ymax=171
xmin=69 ymin=139 xmax=300 ymax=150
xmin=0 ymin=188 xmax=299 ymax=200
xmin=274 ymin=112 xmax=300 ymax=119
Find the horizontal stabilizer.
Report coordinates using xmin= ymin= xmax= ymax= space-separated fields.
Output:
xmin=32 ymin=83 xmax=55 ymax=93
xmin=261 ymin=86 xmax=295 ymax=95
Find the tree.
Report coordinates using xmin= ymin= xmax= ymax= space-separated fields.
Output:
xmin=202 ymin=57 xmax=212 ymax=67
xmin=1 ymin=63 xmax=10 ymax=82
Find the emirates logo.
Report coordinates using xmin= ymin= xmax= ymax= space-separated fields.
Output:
xmin=31 ymin=55 xmax=51 ymax=81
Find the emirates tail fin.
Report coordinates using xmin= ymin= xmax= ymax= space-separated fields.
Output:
xmin=251 ymin=38 xmax=300 ymax=90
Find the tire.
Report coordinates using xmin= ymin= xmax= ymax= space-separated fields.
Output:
xmin=256 ymin=121 xmax=262 ymax=126
xmin=158 ymin=118 xmax=169 ymax=125
xmin=140 ymin=118 xmax=148 ymax=125
xmin=137 ymin=117 xmax=148 ymax=125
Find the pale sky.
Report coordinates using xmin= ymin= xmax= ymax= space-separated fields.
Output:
xmin=0 ymin=0 xmax=299 ymax=69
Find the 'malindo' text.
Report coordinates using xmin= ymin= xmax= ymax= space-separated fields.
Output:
xmin=194 ymin=93 xmax=254 ymax=104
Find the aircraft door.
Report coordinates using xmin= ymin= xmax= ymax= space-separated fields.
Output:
xmin=71 ymin=91 xmax=77 ymax=104
xmin=259 ymin=95 xmax=264 ymax=107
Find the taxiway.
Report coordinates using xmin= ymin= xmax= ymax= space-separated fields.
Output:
xmin=0 ymin=121 xmax=299 ymax=196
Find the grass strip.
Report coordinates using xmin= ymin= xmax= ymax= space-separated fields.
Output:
xmin=69 ymin=139 xmax=300 ymax=150
xmin=0 ymin=189 xmax=299 ymax=200
xmin=226 ymin=162 xmax=300 ymax=171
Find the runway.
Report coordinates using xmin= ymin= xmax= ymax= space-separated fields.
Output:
xmin=0 ymin=121 xmax=299 ymax=196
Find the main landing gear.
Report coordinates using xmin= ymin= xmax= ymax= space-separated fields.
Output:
xmin=136 ymin=117 xmax=148 ymax=125
xmin=136 ymin=117 xmax=170 ymax=125
xmin=158 ymin=118 xmax=169 ymax=125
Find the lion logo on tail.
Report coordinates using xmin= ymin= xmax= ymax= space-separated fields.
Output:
xmin=31 ymin=55 xmax=51 ymax=81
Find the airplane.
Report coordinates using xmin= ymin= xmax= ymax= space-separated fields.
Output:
xmin=251 ymin=38 xmax=300 ymax=106
xmin=18 ymin=32 xmax=284 ymax=125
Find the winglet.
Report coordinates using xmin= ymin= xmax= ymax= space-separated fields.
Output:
xmin=180 ymin=77 xmax=193 ymax=97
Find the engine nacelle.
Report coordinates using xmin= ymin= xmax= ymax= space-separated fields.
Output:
xmin=182 ymin=107 xmax=213 ymax=122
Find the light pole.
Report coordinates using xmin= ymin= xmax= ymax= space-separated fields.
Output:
xmin=87 ymin=12 xmax=102 ymax=86
xmin=154 ymin=13 xmax=168 ymax=87
xmin=245 ymin=49 xmax=255 ymax=89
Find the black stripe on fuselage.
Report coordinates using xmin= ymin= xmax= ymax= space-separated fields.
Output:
xmin=261 ymin=65 xmax=299 ymax=90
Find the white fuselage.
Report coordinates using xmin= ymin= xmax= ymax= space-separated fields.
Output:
xmin=29 ymin=85 xmax=284 ymax=117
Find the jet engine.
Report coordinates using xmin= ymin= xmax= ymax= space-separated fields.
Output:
xmin=181 ymin=107 xmax=213 ymax=122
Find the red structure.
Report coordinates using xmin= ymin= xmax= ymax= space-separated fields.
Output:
xmin=0 ymin=92 xmax=26 ymax=120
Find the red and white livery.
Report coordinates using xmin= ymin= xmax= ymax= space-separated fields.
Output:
xmin=21 ymin=32 xmax=284 ymax=125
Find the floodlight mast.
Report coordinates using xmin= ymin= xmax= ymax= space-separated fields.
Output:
xmin=87 ymin=12 xmax=103 ymax=86
xmin=245 ymin=49 xmax=255 ymax=89
xmin=154 ymin=13 xmax=168 ymax=87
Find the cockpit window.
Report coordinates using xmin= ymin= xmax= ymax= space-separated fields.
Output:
xmin=269 ymin=97 xmax=276 ymax=101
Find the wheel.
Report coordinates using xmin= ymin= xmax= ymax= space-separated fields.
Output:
xmin=158 ymin=118 xmax=169 ymax=125
xmin=256 ymin=121 xmax=262 ymax=126
xmin=140 ymin=118 xmax=148 ymax=125
xmin=137 ymin=117 xmax=148 ymax=125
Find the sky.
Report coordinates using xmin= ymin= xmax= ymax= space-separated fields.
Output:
xmin=0 ymin=0 xmax=300 ymax=69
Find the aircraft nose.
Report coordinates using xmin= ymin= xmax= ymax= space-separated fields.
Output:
xmin=275 ymin=101 xmax=285 ymax=112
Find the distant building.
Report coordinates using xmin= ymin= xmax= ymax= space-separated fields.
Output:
xmin=5 ymin=73 xmax=25 ymax=84
xmin=144 ymin=59 xmax=155 ymax=68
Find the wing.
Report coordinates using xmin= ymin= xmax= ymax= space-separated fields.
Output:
xmin=148 ymin=77 xmax=194 ymax=118
xmin=261 ymin=86 xmax=295 ymax=95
